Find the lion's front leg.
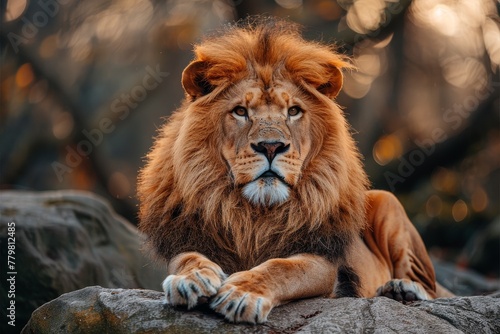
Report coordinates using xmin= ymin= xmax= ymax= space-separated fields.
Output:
xmin=162 ymin=252 xmax=227 ymax=309
xmin=210 ymin=254 xmax=336 ymax=324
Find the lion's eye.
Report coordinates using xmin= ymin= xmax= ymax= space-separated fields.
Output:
xmin=288 ymin=106 xmax=302 ymax=117
xmin=232 ymin=106 xmax=248 ymax=118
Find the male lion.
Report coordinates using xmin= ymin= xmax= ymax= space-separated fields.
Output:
xmin=138 ymin=18 xmax=450 ymax=324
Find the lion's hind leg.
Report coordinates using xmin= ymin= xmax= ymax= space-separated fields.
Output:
xmin=364 ymin=190 xmax=438 ymax=300
xmin=376 ymin=278 xmax=429 ymax=302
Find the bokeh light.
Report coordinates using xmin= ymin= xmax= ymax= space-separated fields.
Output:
xmin=431 ymin=168 xmax=459 ymax=194
xmin=471 ymin=187 xmax=489 ymax=213
xmin=51 ymin=111 xmax=74 ymax=140
xmin=15 ymin=64 xmax=35 ymax=89
xmin=452 ymin=199 xmax=468 ymax=222
xmin=426 ymin=194 xmax=443 ymax=218
xmin=373 ymin=134 xmax=403 ymax=166
xmin=275 ymin=0 xmax=303 ymax=10
xmin=4 ymin=0 xmax=27 ymax=22
xmin=483 ymin=17 xmax=500 ymax=67
xmin=442 ymin=57 xmax=487 ymax=89
xmin=346 ymin=0 xmax=385 ymax=34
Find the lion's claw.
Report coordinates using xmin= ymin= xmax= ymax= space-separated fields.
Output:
xmin=162 ymin=267 xmax=226 ymax=309
xmin=210 ymin=279 xmax=273 ymax=324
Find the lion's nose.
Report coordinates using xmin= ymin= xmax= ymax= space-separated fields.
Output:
xmin=251 ymin=141 xmax=290 ymax=162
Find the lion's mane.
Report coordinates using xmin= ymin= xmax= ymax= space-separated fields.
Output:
xmin=138 ymin=18 xmax=369 ymax=273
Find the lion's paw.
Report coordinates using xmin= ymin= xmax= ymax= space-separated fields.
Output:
xmin=162 ymin=267 xmax=226 ymax=309
xmin=376 ymin=278 xmax=429 ymax=302
xmin=210 ymin=273 xmax=273 ymax=324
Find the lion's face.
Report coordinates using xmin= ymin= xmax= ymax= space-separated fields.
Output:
xmin=220 ymin=79 xmax=312 ymax=206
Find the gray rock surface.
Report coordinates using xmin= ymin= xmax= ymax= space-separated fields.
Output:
xmin=433 ymin=258 xmax=500 ymax=296
xmin=0 ymin=191 xmax=164 ymax=334
xmin=21 ymin=286 xmax=500 ymax=334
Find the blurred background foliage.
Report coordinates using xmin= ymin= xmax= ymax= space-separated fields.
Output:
xmin=1 ymin=0 xmax=499 ymax=279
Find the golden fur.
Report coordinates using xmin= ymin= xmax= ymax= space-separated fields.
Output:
xmin=137 ymin=18 xmax=444 ymax=324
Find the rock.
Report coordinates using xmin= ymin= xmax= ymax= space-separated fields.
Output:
xmin=433 ymin=258 xmax=500 ymax=296
xmin=462 ymin=217 xmax=500 ymax=278
xmin=0 ymin=191 xmax=164 ymax=334
xmin=21 ymin=286 xmax=500 ymax=334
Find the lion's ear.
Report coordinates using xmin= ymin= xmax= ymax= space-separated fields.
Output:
xmin=315 ymin=65 xmax=343 ymax=99
xmin=182 ymin=60 xmax=214 ymax=99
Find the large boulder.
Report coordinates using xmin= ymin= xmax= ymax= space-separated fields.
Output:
xmin=22 ymin=286 xmax=500 ymax=333
xmin=0 ymin=191 xmax=164 ymax=334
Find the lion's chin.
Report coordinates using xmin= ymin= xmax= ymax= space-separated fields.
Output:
xmin=242 ymin=178 xmax=290 ymax=206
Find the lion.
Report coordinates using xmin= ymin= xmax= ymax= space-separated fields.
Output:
xmin=137 ymin=18 xmax=452 ymax=324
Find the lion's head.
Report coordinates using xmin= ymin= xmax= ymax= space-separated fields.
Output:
xmin=138 ymin=18 xmax=370 ymax=272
